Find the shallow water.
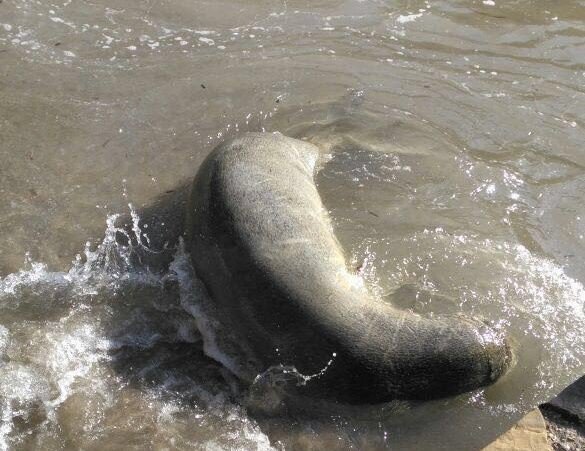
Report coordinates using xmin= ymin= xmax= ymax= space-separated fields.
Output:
xmin=1 ymin=0 xmax=584 ymax=449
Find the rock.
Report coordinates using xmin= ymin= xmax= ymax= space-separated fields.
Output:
xmin=547 ymin=376 xmax=585 ymax=422
xmin=541 ymin=404 xmax=585 ymax=451
xmin=483 ymin=409 xmax=551 ymax=451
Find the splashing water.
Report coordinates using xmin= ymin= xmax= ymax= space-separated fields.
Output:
xmin=0 ymin=206 xmax=274 ymax=450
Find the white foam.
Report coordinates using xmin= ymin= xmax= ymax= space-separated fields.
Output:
xmin=0 ymin=326 xmax=9 ymax=356
xmin=199 ymin=37 xmax=215 ymax=46
xmin=396 ymin=13 xmax=423 ymax=24
xmin=168 ymin=240 xmax=243 ymax=378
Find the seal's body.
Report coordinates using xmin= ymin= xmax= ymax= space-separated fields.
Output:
xmin=187 ymin=132 xmax=510 ymax=403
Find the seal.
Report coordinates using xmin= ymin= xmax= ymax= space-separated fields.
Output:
xmin=186 ymin=132 xmax=511 ymax=403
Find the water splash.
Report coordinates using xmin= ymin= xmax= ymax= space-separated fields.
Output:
xmin=0 ymin=206 xmax=273 ymax=450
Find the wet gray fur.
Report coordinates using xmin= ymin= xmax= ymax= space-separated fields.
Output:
xmin=186 ymin=132 xmax=511 ymax=403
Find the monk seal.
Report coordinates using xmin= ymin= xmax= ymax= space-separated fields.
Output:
xmin=186 ymin=132 xmax=511 ymax=403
